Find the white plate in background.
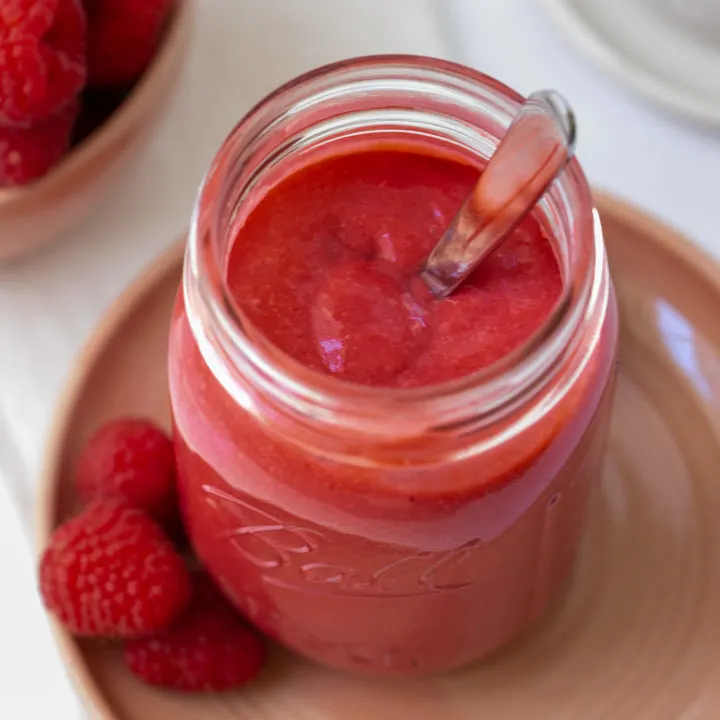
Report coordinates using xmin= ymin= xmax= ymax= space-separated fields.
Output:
xmin=541 ymin=0 xmax=720 ymax=126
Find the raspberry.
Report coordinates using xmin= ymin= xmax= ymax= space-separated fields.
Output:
xmin=39 ymin=500 xmax=191 ymax=637
xmin=124 ymin=572 xmax=266 ymax=692
xmin=0 ymin=98 xmax=78 ymax=186
xmin=84 ymin=0 xmax=175 ymax=87
xmin=76 ymin=418 xmax=177 ymax=524
xmin=0 ymin=0 xmax=87 ymax=126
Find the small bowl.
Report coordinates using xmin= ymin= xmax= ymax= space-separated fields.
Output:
xmin=0 ymin=0 xmax=193 ymax=263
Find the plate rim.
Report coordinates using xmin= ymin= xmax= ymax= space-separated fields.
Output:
xmin=33 ymin=190 xmax=720 ymax=718
xmin=540 ymin=0 xmax=720 ymax=127
xmin=35 ymin=238 xmax=186 ymax=720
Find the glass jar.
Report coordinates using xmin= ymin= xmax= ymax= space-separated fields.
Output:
xmin=168 ymin=55 xmax=618 ymax=677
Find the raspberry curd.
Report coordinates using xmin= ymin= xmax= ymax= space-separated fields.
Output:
xmin=227 ymin=149 xmax=563 ymax=389
xmin=169 ymin=56 xmax=618 ymax=676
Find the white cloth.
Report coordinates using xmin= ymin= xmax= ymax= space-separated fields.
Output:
xmin=1 ymin=1 xmax=718 ymax=717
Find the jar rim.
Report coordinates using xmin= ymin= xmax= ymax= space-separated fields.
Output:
xmin=185 ymin=54 xmax=608 ymax=447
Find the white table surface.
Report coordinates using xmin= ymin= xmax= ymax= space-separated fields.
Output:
xmin=1 ymin=0 xmax=719 ymax=716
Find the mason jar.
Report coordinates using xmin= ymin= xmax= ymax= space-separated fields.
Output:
xmin=168 ymin=55 xmax=619 ymax=677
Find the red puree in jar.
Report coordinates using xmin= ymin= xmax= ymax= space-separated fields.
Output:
xmin=170 ymin=144 xmax=617 ymax=676
xmin=227 ymin=150 xmax=561 ymax=388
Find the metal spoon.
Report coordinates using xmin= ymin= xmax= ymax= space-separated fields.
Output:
xmin=421 ymin=90 xmax=577 ymax=298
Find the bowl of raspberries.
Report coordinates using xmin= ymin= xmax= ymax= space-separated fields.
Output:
xmin=0 ymin=0 xmax=192 ymax=262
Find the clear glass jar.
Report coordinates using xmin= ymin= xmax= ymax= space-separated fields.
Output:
xmin=168 ymin=55 xmax=619 ymax=677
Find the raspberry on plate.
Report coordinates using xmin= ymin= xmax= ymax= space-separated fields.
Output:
xmin=76 ymin=418 xmax=177 ymax=524
xmin=0 ymin=98 xmax=79 ymax=186
xmin=39 ymin=500 xmax=191 ymax=637
xmin=85 ymin=0 xmax=175 ymax=87
xmin=124 ymin=572 xmax=266 ymax=692
xmin=0 ymin=0 xmax=87 ymax=127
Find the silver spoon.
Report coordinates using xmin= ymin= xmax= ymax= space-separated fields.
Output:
xmin=421 ymin=90 xmax=577 ymax=298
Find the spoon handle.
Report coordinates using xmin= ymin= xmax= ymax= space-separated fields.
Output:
xmin=421 ymin=90 xmax=576 ymax=298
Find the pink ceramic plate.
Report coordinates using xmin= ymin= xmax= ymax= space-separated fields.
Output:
xmin=37 ymin=191 xmax=720 ymax=719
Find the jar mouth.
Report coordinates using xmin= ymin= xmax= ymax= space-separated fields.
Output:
xmin=185 ymin=55 xmax=606 ymax=443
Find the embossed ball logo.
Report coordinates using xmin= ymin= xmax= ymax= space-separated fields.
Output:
xmin=203 ymin=485 xmax=482 ymax=596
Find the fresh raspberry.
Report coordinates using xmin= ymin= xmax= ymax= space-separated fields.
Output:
xmin=0 ymin=98 xmax=78 ymax=186
xmin=39 ymin=500 xmax=192 ymax=637
xmin=76 ymin=418 xmax=177 ymax=524
xmin=124 ymin=572 xmax=266 ymax=692
xmin=84 ymin=0 xmax=175 ymax=87
xmin=0 ymin=0 xmax=87 ymax=126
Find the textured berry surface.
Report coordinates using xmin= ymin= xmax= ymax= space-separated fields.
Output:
xmin=0 ymin=98 xmax=78 ymax=186
xmin=228 ymin=149 xmax=561 ymax=388
xmin=76 ymin=418 xmax=177 ymax=523
xmin=124 ymin=572 xmax=266 ymax=692
xmin=39 ymin=500 xmax=191 ymax=637
xmin=85 ymin=0 xmax=174 ymax=86
xmin=311 ymin=260 xmax=425 ymax=384
xmin=0 ymin=0 xmax=87 ymax=126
